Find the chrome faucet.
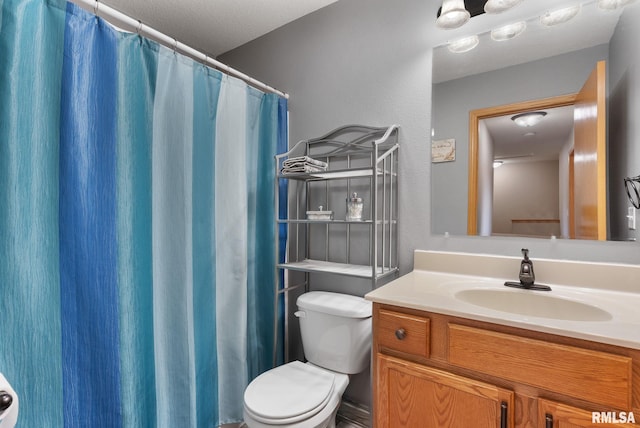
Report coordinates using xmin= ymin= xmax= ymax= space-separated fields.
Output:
xmin=504 ymin=248 xmax=551 ymax=291
xmin=518 ymin=248 xmax=535 ymax=286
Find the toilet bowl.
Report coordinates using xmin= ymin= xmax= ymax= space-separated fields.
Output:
xmin=243 ymin=361 xmax=348 ymax=428
xmin=242 ymin=292 xmax=372 ymax=428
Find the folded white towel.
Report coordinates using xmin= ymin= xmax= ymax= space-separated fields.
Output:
xmin=282 ymin=156 xmax=328 ymax=169
xmin=281 ymin=155 xmax=328 ymax=175
xmin=281 ymin=164 xmax=326 ymax=174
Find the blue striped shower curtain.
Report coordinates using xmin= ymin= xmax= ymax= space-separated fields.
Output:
xmin=0 ymin=0 xmax=287 ymax=426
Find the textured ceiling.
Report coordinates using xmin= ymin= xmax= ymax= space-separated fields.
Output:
xmin=97 ymin=0 xmax=340 ymax=57
xmin=485 ymin=106 xmax=575 ymax=163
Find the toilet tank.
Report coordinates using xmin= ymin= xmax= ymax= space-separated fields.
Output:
xmin=295 ymin=291 xmax=372 ymax=374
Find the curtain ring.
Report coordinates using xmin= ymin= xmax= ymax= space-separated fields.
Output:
xmin=137 ymin=19 xmax=143 ymax=35
xmin=173 ymin=38 xmax=178 ymax=54
xmin=93 ymin=0 xmax=99 ymax=16
xmin=203 ymin=54 xmax=209 ymax=68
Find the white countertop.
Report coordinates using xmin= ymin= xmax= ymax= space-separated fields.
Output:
xmin=365 ymin=251 xmax=640 ymax=350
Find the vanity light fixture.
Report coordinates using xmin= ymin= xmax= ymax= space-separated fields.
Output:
xmin=540 ymin=5 xmax=581 ymax=26
xmin=491 ymin=21 xmax=527 ymax=41
xmin=448 ymin=35 xmax=480 ymax=53
xmin=436 ymin=0 xmax=470 ymax=29
xmin=484 ymin=0 xmax=523 ymax=14
xmin=597 ymin=0 xmax=634 ymax=10
xmin=511 ymin=111 xmax=547 ymax=127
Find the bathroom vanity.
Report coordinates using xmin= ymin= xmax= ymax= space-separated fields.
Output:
xmin=366 ymin=251 xmax=640 ymax=427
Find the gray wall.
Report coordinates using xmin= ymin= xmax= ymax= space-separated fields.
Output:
xmin=220 ymin=0 xmax=432 ymax=408
xmin=220 ymin=0 xmax=640 ymax=410
xmin=431 ymin=44 xmax=608 ymax=236
xmin=608 ymin=2 xmax=640 ymax=242
xmin=220 ymin=0 xmax=432 ymax=282
xmin=221 ymin=0 xmax=640 ymax=265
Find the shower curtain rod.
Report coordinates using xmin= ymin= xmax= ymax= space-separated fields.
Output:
xmin=72 ymin=0 xmax=290 ymax=99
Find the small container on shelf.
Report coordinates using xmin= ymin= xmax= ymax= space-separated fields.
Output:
xmin=306 ymin=206 xmax=333 ymax=220
xmin=346 ymin=192 xmax=364 ymax=221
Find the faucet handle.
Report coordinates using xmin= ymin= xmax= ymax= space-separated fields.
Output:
xmin=505 ymin=248 xmax=551 ymax=291
xmin=519 ymin=248 xmax=535 ymax=286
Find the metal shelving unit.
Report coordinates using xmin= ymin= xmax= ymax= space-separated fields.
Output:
xmin=275 ymin=124 xmax=400 ymax=294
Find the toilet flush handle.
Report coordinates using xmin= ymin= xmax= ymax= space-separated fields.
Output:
xmin=0 ymin=391 xmax=13 ymax=412
xmin=294 ymin=311 xmax=306 ymax=318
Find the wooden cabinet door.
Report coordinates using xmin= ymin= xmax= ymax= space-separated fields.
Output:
xmin=538 ymin=398 xmax=638 ymax=427
xmin=572 ymin=60 xmax=607 ymax=240
xmin=375 ymin=354 xmax=514 ymax=428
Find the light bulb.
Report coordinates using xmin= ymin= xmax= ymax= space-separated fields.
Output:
xmin=491 ymin=21 xmax=527 ymax=41
xmin=540 ymin=5 xmax=581 ymax=26
xmin=484 ymin=0 xmax=523 ymax=14
xmin=448 ymin=35 xmax=480 ymax=53
xmin=436 ymin=0 xmax=470 ymax=29
xmin=511 ymin=111 xmax=547 ymax=127
xmin=597 ymin=0 xmax=634 ymax=9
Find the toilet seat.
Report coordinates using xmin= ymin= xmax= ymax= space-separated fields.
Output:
xmin=244 ymin=361 xmax=336 ymax=424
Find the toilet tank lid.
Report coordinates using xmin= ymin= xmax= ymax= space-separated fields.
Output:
xmin=297 ymin=291 xmax=372 ymax=318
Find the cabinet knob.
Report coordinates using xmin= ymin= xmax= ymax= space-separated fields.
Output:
xmin=395 ymin=328 xmax=406 ymax=340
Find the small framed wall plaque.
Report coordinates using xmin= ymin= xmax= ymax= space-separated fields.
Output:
xmin=432 ymin=138 xmax=456 ymax=163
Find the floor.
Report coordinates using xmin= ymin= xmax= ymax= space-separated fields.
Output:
xmin=337 ymin=422 xmax=366 ymax=428
xmin=336 ymin=399 xmax=370 ymax=428
xmin=233 ymin=398 xmax=371 ymax=428
xmin=237 ymin=422 xmax=363 ymax=428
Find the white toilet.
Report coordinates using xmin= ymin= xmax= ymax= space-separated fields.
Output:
xmin=243 ymin=291 xmax=372 ymax=428
xmin=0 ymin=373 xmax=19 ymax=428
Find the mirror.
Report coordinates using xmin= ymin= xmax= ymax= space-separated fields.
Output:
xmin=431 ymin=0 xmax=640 ymax=242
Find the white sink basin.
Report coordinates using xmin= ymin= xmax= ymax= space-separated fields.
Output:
xmin=455 ymin=288 xmax=612 ymax=321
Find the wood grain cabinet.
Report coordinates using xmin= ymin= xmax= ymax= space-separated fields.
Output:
xmin=538 ymin=398 xmax=639 ymax=428
xmin=377 ymin=354 xmax=513 ymax=428
xmin=372 ymin=304 xmax=640 ymax=428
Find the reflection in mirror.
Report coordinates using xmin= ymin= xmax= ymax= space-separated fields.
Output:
xmin=469 ymin=69 xmax=607 ymax=241
xmin=485 ymin=105 xmax=574 ymax=239
xmin=431 ymin=0 xmax=640 ymax=242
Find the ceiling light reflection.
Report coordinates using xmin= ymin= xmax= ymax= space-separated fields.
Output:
xmin=597 ymin=0 xmax=634 ymax=10
xmin=484 ymin=0 xmax=523 ymax=14
xmin=540 ymin=5 xmax=581 ymax=26
xmin=447 ymin=35 xmax=480 ymax=53
xmin=491 ymin=21 xmax=527 ymax=41
xmin=511 ymin=111 xmax=547 ymax=127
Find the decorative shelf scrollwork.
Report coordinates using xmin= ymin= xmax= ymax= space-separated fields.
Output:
xmin=624 ymin=175 xmax=640 ymax=209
